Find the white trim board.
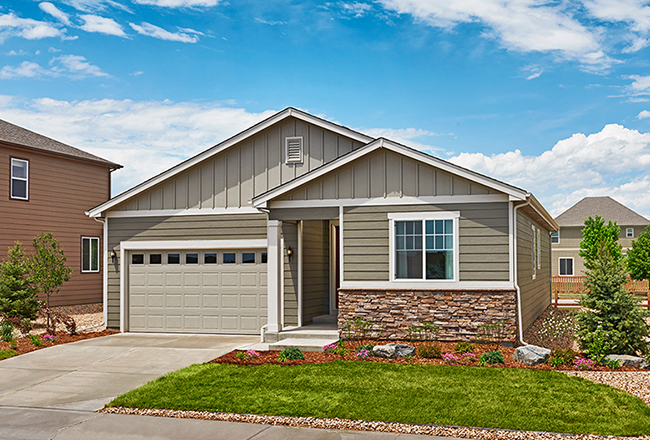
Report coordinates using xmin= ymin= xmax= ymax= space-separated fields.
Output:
xmin=106 ymin=207 xmax=262 ymax=218
xmin=340 ymin=281 xmax=515 ymax=290
xmin=270 ymin=194 xmax=508 ymax=209
xmin=88 ymin=108 xmax=372 ymax=218
xmin=120 ymin=239 xmax=267 ymax=251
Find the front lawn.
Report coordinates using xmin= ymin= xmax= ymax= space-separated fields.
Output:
xmin=108 ymin=361 xmax=650 ymax=436
xmin=0 ymin=350 xmax=17 ymax=360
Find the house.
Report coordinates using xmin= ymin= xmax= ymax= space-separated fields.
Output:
xmin=0 ymin=118 xmax=121 ymax=306
xmin=87 ymin=108 xmax=557 ymax=343
xmin=552 ymin=196 xmax=650 ymax=277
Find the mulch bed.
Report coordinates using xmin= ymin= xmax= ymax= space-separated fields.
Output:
xmin=0 ymin=330 xmax=117 ymax=356
xmin=210 ymin=340 xmax=645 ymax=371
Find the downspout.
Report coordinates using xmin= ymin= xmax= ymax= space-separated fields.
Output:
xmin=513 ymin=198 xmax=531 ymax=346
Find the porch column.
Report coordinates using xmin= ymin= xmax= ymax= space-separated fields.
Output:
xmin=266 ymin=220 xmax=282 ymax=334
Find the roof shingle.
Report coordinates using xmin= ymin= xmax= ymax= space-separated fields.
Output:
xmin=555 ymin=196 xmax=649 ymax=227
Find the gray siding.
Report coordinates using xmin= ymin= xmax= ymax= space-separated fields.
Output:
xmin=117 ymin=117 xmax=365 ymax=212
xmin=282 ymin=222 xmax=298 ymax=326
xmin=302 ymin=220 xmax=329 ymax=323
xmin=281 ymin=149 xmax=495 ymax=202
xmin=343 ymin=203 xmax=510 ymax=282
xmin=517 ymin=212 xmax=552 ymax=331
xmin=106 ymin=213 xmax=267 ymax=329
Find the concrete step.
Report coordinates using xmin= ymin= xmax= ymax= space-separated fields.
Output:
xmin=277 ymin=326 xmax=339 ymax=340
xmin=312 ymin=314 xmax=337 ymax=325
xmin=269 ymin=337 xmax=339 ymax=353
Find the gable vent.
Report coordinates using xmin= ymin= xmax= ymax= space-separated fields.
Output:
xmin=285 ymin=136 xmax=303 ymax=164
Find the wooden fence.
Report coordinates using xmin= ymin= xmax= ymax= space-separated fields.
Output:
xmin=552 ymin=276 xmax=649 ymax=309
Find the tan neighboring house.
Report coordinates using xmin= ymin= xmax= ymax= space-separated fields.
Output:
xmin=0 ymin=118 xmax=121 ymax=306
xmin=552 ymin=196 xmax=650 ymax=277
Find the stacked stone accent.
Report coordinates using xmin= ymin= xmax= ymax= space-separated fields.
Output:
xmin=338 ymin=289 xmax=518 ymax=342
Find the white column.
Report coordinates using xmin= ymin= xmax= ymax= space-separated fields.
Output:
xmin=267 ymin=220 xmax=282 ymax=333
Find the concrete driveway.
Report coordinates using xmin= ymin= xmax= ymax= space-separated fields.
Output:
xmin=0 ymin=333 xmax=258 ymax=411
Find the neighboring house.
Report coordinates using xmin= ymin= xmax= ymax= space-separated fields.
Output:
xmin=552 ymin=196 xmax=650 ymax=278
xmin=0 ymin=119 xmax=121 ymax=306
xmin=88 ymin=108 xmax=557 ymax=343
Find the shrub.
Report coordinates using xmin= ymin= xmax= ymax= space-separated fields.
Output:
xmin=577 ymin=244 xmax=650 ymax=356
xmin=628 ymin=225 xmax=650 ymax=281
xmin=478 ymin=350 xmax=504 ymax=366
xmin=407 ymin=322 xmax=440 ymax=342
xmin=548 ymin=348 xmax=576 ymax=367
xmin=0 ymin=320 xmax=14 ymax=343
xmin=0 ymin=243 xmax=39 ymax=320
xmin=356 ymin=344 xmax=374 ymax=355
xmin=236 ymin=351 xmax=247 ymax=361
xmin=341 ymin=318 xmax=383 ymax=340
xmin=279 ymin=347 xmax=305 ymax=362
xmin=442 ymin=353 xmax=458 ymax=364
xmin=418 ymin=344 xmax=442 ymax=359
xmin=0 ymin=349 xmax=17 ymax=360
xmin=475 ymin=321 xmax=509 ymax=346
xmin=579 ymin=215 xmax=622 ymax=270
xmin=575 ymin=357 xmax=595 ymax=371
xmin=454 ymin=342 xmax=474 ymax=353
xmin=28 ymin=334 xmax=42 ymax=347
xmin=355 ymin=349 xmax=371 ymax=360
xmin=606 ymin=358 xmax=622 ymax=370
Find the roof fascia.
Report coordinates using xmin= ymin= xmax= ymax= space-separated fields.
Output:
xmin=0 ymin=141 xmax=122 ymax=169
xmin=253 ymin=138 xmax=528 ymax=207
xmin=527 ymin=194 xmax=559 ymax=231
xmin=88 ymin=107 xmax=373 ymax=217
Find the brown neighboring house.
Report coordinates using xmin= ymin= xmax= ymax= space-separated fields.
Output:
xmin=552 ymin=196 xmax=650 ymax=277
xmin=0 ymin=118 xmax=121 ymax=306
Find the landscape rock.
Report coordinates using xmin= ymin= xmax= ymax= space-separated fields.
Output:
xmin=604 ymin=354 xmax=650 ymax=369
xmin=372 ymin=343 xmax=416 ymax=358
xmin=513 ymin=344 xmax=551 ymax=366
xmin=390 ymin=343 xmax=416 ymax=357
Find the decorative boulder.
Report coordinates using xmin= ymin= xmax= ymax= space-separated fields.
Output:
xmin=513 ymin=345 xmax=551 ymax=366
xmin=372 ymin=343 xmax=416 ymax=359
xmin=604 ymin=354 xmax=649 ymax=369
xmin=391 ymin=343 xmax=416 ymax=357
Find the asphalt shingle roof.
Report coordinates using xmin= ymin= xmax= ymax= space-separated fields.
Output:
xmin=0 ymin=118 xmax=121 ymax=168
xmin=555 ymin=196 xmax=649 ymax=227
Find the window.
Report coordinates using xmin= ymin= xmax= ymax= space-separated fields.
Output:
xmin=242 ymin=252 xmax=255 ymax=264
xmin=261 ymin=252 xmax=268 ymax=264
xmin=204 ymin=253 xmax=217 ymax=264
xmin=131 ymin=253 xmax=144 ymax=265
xmin=81 ymin=237 xmax=100 ymax=272
xmin=150 ymin=254 xmax=162 ymax=265
xmin=537 ymin=228 xmax=541 ymax=270
xmin=167 ymin=253 xmax=180 ymax=264
xmin=531 ymin=225 xmax=537 ymax=279
xmin=285 ymin=137 xmax=303 ymax=164
xmin=551 ymin=231 xmax=559 ymax=244
xmin=627 ymin=228 xmax=634 ymax=238
xmin=223 ymin=252 xmax=236 ymax=264
xmin=390 ymin=212 xmax=458 ymax=281
xmin=186 ymin=253 xmax=198 ymax=264
xmin=559 ymin=258 xmax=574 ymax=276
xmin=11 ymin=158 xmax=28 ymax=200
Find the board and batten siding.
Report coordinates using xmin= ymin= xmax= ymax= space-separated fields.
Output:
xmin=516 ymin=212 xmax=551 ymax=332
xmin=114 ymin=117 xmax=365 ymax=212
xmin=280 ymin=149 xmax=495 ymax=202
xmin=343 ymin=203 xmax=510 ymax=282
xmin=106 ymin=213 xmax=267 ymax=329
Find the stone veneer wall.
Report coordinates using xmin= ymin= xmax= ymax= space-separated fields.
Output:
xmin=338 ymin=289 xmax=518 ymax=342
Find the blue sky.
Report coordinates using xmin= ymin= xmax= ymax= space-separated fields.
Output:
xmin=1 ymin=0 xmax=650 ymax=218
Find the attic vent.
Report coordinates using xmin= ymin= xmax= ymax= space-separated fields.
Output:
xmin=285 ymin=136 xmax=303 ymax=164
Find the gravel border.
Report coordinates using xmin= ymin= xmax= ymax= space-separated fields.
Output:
xmin=100 ymin=407 xmax=650 ymax=440
xmin=564 ymin=371 xmax=650 ymax=406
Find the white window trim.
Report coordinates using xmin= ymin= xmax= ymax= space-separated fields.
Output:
xmin=531 ymin=225 xmax=537 ymax=280
xmin=10 ymin=158 xmax=28 ymax=200
xmin=81 ymin=236 xmax=100 ymax=273
xmin=537 ymin=228 xmax=541 ymax=270
xmin=388 ymin=211 xmax=460 ymax=283
xmin=285 ymin=136 xmax=303 ymax=164
xmin=559 ymin=257 xmax=574 ymax=277
xmin=627 ymin=228 xmax=634 ymax=238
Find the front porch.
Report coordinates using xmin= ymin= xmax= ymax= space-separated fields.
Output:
xmin=240 ymin=315 xmax=339 ymax=352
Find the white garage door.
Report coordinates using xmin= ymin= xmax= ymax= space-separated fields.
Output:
xmin=128 ymin=249 xmax=267 ymax=334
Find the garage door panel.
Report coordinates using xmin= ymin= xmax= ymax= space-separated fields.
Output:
xmin=129 ymin=249 xmax=266 ymax=334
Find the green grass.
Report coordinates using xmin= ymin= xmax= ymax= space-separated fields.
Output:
xmin=0 ymin=350 xmax=17 ymax=360
xmin=109 ymin=361 xmax=650 ymax=436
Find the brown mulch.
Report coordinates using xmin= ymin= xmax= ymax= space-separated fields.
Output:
xmin=523 ymin=305 xmax=578 ymax=350
xmin=210 ymin=340 xmax=645 ymax=372
xmin=0 ymin=330 xmax=116 ymax=356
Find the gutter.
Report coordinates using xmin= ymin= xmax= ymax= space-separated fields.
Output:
xmin=513 ymin=198 xmax=531 ymax=346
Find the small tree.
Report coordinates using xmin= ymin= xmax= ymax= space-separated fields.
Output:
xmin=0 ymin=243 xmax=39 ymax=320
xmin=577 ymin=244 xmax=649 ymax=357
xmin=579 ymin=215 xmax=622 ymax=271
xmin=30 ymin=232 xmax=72 ymax=332
xmin=628 ymin=225 xmax=650 ymax=281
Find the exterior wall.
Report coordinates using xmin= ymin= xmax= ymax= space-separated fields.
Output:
xmin=302 ymin=220 xmax=329 ymax=324
xmin=114 ymin=117 xmax=365 ymax=212
xmin=342 ymin=203 xmax=510 ymax=282
xmin=280 ymin=149 xmax=495 ymax=202
xmin=517 ymin=211 xmax=551 ymax=332
xmin=106 ymin=213 xmax=267 ymax=329
xmin=0 ymin=145 xmax=111 ymax=306
xmin=281 ymin=222 xmax=298 ymax=327
xmin=338 ymin=289 xmax=517 ymax=342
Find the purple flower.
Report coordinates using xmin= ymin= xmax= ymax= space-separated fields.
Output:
xmin=355 ymin=349 xmax=370 ymax=359
xmin=443 ymin=353 xmax=459 ymax=364
xmin=43 ymin=334 xmax=56 ymax=341
xmin=246 ymin=350 xmax=259 ymax=359
xmin=574 ymin=357 xmax=595 ymax=370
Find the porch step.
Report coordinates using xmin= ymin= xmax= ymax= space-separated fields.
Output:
xmin=277 ymin=326 xmax=339 ymax=340
xmin=312 ymin=314 xmax=338 ymax=325
xmin=269 ymin=337 xmax=339 ymax=353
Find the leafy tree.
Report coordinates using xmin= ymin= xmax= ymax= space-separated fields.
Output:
xmin=628 ymin=225 xmax=650 ymax=281
xmin=577 ymin=244 xmax=649 ymax=356
xmin=579 ymin=215 xmax=622 ymax=271
xmin=0 ymin=243 xmax=39 ymax=320
xmin=30 ymin=232 xmax=72 ymax=332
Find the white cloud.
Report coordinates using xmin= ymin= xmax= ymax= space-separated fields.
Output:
xmin=129 ymin=22 xmax=200 ymax=43
xmin=0 ymin=12 xmax=64 ymax=42
xmin=523 ymin=65 xmax=543 ymax=80
xmin=0 ymin=61 xmax=51 ymax=79
xmin=338 ymin=2 xmax=373 ymax=18
xmin=584 ymin=0 xmax=650 ymax=34
xmin=362 ymin=127 xmax=447 ymax=152
xmin=132 ymin=0 xmax=220 ymax=7
xmin=130 ymin=70 xmax=144 ymax=76
xmin=638 ymin=110 xmax=650 ymax=119
xmin=39 ymin=2 xmax=71 ymax=26
xmin=51 ymin=54 xmax=108 ymax=77
xmin=60 ymin=0 xmax=131 ymax=13
xmin=622 ymin=37 xmax=649 ymax=53
xmin=255 ymin=18 xmax=288 ymax=26
xmin=6 ymin=49 xmax=28 ymax=56
xmin=626 ymin=75 xmax=650 ymax=94
xmin=0 ymin=96 xmax=275 ymax=194
xmin=79 ymin=14 xmax=127 ymax=37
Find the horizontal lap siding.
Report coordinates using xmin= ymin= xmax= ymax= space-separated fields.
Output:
xmin=282 ymin=223 xmax=298 ymax=327
xmin=302 ymin=220 xmax=329 ymax=323
xmin=517 ymin=213 xmax=551 ymax=331
xmin=343 ymin=203 xmax=510 ymax=282
xmin=106 ymin=214 xmax=267 ymax=329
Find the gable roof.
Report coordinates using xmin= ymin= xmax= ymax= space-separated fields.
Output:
xmin=555 ymin=196 xmax=650 ymax=227
xmin=0 ymin=118 xmax=121 ymax=169
xmin=88 ymin=107 xmax=373 ymax=217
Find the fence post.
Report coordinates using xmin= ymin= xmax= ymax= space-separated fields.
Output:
xmin=554 ymin=289 xmax=558 ymax=308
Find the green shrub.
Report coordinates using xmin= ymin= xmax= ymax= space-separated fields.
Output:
xmin=28 ymin=334 xmax=42 ymax=347
xmin=628 ymin=225 xmax=650 ymax=281
xmin=0 ymin=243 xmax=39 ymax=320
xmin=356 ymin=344 xmax=374 ymax=355
xmin=454 ymin=342 xmax=474 ymax=353
xmin=0 ymin=349 xmax=17 ymax=360
xmin=548 ymin=348 xmax=576 ymax=367
xmin=279 ymin=347 xmax=305 ymax=362
xmin=418 ymin=344 xmax=442 ymax=359
xmin=0 ymin=320 xmax=14 ymax=343
xmin=478 ymin=350 xmax=504 ymax=366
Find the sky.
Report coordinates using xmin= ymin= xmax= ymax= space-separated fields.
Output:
xmin=1 ymin=0 xmax=650 ymax=219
